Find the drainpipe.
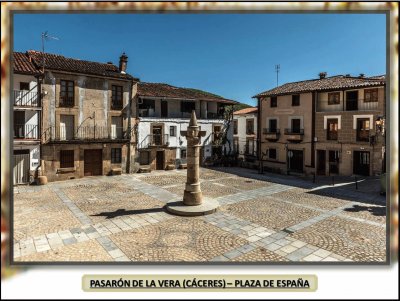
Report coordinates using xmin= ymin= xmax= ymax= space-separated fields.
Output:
xmin=36 ymin=73 xmax=44 ymax=182
xmin=257 ymin=97 xmax=262 ymax=173
xmin=126 ymin=79 xmax=134 ymax=174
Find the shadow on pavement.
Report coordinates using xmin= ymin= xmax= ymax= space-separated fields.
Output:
xmin=91 ymin=207 xmax=165 ymax=219
xmin=343 ymin=204 xmax=386 ymax=217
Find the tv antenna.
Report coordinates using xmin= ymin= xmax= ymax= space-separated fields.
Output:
xmin=275 ymin=64 xmax=280 ymax=87
xmin=41 ymin=31 xmax=59 ymax=73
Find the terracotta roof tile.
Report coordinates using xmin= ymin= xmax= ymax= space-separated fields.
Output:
xmin=26 ymin=50 xmax=137 ymax=80
xmin=253 ymin=75 xmax=386 ymax=98
xmin=137 ymin=82 xmax=237 ymax=104
xmin=13 ymin=52 xmax=40 ymax=75
xmin=233 ymin=107 xmax=258 ymax=115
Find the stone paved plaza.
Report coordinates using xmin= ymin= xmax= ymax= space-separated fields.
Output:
xmin=13 ymin=167 xmax=387 ymax=263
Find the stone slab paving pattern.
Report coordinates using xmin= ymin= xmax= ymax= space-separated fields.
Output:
xmin=13 ymin=168 xmax=387 ymax=263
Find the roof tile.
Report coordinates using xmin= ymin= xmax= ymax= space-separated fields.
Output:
xmin=137 ymin=82 xmax=237 ymax=104
xmin=26 ymin=50 xmax=136 ymax=80
xmin=254 ymin=75 xmax=386 ymax=98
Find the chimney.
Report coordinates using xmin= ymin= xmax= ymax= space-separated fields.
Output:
xmin=119 ymin=52 xmax=128 ymax=74
xmin=359 ymin=73 xmax=365 ymax=78
xmin=319 ymin=72 xmax=327 ymax=79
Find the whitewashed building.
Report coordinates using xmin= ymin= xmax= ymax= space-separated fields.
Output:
xmin=134 ymin=83 xmax=237 ymax=170
xmin=233 ymin=107 xmax=258 ymax=163
xmin=12 ymin=52 xmax=42 ymax=184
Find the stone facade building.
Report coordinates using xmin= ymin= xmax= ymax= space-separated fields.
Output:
xmin=134 ymin=83 xmax=236 ymax=171
xmin=254 ymin=73 xmax=386 ymax=176
xmin=12 ymin=52 xmax=42 ymax=184
xmin=233 ymin=107 xmax=258 ymax=166
xmin=23 ymin=50 xmax=138 ymax=182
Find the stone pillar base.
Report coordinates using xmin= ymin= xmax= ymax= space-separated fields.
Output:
xmin=36 ymin=176 xmax=47 ymax=185
xmin=183 ymin=190 xmax=203 ymax=206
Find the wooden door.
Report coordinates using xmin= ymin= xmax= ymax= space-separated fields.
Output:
xmin=317 ymin=150 xmax=326 ymax=175
xmin=13 ymin=152 xmax=30 ymax=184
xmin=353 ymin=151 xmax=370 ymax=176
xmin=84 ymin=149 xmax=103 ymax=176
xmin=156 ymin=151 xmax=164 ymax=170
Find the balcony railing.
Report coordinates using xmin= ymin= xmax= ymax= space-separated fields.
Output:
xmin=263 ymin=128 xmax=280 ymax=141
xmin=149 ymin=134 xmax=169 ymax=146
xmin=13 ymin=90 xmax=39 ymax=107
xmin=284 ymin=128 xmax=304 ymax=135
xmin=207 ymin=112 xmax=225 ymax=119
xmin=59 ymin=96 xmax=74 ymax=107
xmin=284 ymin=128 xmax=304 ymax=142
xmin=316 ymin=99 xmax=380 ymax=112
xmin=14 ymin=124 xmax=39 ymax=139
xmin=245 ymin=145 xmax=256 ymax=156
xmin=111 ymin=100 xmax=123 ymax=110
xmin=138 ymin=134 xmax=169 ymax=148
xmin=138 ymin=109 xmax=225 ymax=119
xmin=43 ymin=126 xmax=127 ymax=142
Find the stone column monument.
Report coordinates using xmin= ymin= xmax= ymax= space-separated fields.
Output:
xmin=181 ymin=110 xmax=206 ymax=205
xmin=166 ymin=110 xmax=220 ymax=216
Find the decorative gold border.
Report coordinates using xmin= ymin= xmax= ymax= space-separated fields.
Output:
xmin=1 ymin=2 xmax=398 ymax=276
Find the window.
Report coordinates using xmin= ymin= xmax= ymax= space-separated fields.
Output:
xmin=364 ymin=88 xmax=378 ymax=102
xmin=245 ymin=138 xmax=255 ymax=155
xmin=292 ymin=95 xmax=300 ymax=106
xmin=181 ymin=101 xmax=196 ymax=113
xmin=270 ymin=97 xmax=277 ymax=108
xmin=170 ymin=126 xmax=176 ymax=137
xmin=357 ymin=118 xmax=370 ymax=142
xmin=181 ymin=148 xmax=187 ymax=159
xmin=233 ymin=120 xmax=238 ymax=135
xmin=327 ymin=118 xmax=338 ymax=140
xmin=269 ymin=148 xmax=277 ymax=159
xmin=60 ymin=80 xmax=74 ymax=107
xmin=111 ymin=85 xmax=123 ymax=109
xmin=111 ymin=148 xmax=122 ymax=164
xmin=291 ymin=119 xmax=301 ymax=133
xmin=328 ymin=92 xmax=340 ymax=105
xmin=234 ymin=138 xmax=239 ymax=153
xmin=19 ymin=82 xmax=30 ymax=91
xmin=246 ymin=119 xmax=254 ymax=135
xmin=213 ymin=125 xmax=222 ymax=141
xmin=269 ymin=119 xmax=277 ymax=132
xmin=60 ymin=150 xmax=74 ymax=168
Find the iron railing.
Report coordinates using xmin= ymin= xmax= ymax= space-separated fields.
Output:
xmin=13 ymin=124 xmax=39 ymax=139
xmin=139 ymin=134 xmax=169 ymax=148
xmin=149 ymin=134 xmax=169 ymax=146
xmin=43 ymin=126 xmax=127 ymax=142
xmin=59 ymin=96 xmax=75 ymax=107
xmin=13 ymin=90 xmax=39 ymax=107
xmin=263 ymin=128 xmax=280 ymax=134
xmin=316 ymin=99 xmax=380 ymax=112
xmin=284 ymin=128 xmax=304 ymax=135
xmin=111 ymin=100 xmax=123 ymax=110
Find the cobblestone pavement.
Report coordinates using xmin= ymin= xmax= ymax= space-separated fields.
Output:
xmin=13 ymin=168 xmax=387 ymax=263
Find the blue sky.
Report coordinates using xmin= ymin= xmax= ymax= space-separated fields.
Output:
xmin=13 ymin=13 xmax=386 ymax=106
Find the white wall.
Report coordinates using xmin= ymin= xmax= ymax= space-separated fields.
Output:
xmin=233 ymin=112 xmax=257 ymax=156
xmin=13 ymin=144 xmax=40 ymax=171
xmin=13 ymin=74 xmax=38 ymax=92
xmin=138 ymin=117 xmax=232 ymax=160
